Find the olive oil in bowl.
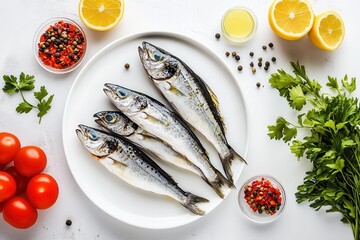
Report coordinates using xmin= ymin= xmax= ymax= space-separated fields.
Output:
xmin=222 ymin=7 xmax=257 ymax=44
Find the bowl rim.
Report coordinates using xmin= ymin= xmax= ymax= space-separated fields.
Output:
xmin=33 ymin=17 xmax=87 ymax=74
xmin=221 ymin=6 xmax=258 ymax=45
xmin=238 ymin=174 xmax=286 ymax=224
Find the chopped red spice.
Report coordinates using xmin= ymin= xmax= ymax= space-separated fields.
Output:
xmin=37 ymin=21 xmax=85 ymax=70
xmin=244 ymin=177 xmax=282 ymax=215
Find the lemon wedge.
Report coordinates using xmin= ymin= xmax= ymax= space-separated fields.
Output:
xmin=308 ymin=11 xmax=345 ymax=51
xmin=79 ymin=0 xmax=124 ymax=31
xmin=268 ymin=0 xmax=314 ymax=40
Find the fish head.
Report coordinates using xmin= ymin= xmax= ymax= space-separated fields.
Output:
xmin=94 ymin=111 xmax=137 ymax=136
xmin=138 ymin=41 xmax=179 ymax=81
xmin=76 ymin=125 xmax=119 ymax=158
xmin=104 ymin=83 xmax=148 ymax=114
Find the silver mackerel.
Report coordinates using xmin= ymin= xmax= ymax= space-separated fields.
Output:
xmin=138 ymin=41 xmax=246 ymax=183
xmin=76 ymin=125 xmax=208 ymax=215
xmin=103 ymin=83 xmax=234 ymax=198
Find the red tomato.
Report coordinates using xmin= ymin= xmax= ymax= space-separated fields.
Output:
xmin=0 ymin=132 xmax=21 ymax=164
xmin=14 ymin=146 xmax=47 ymax=177
xmin=0 ymin=171 xmax=17 ymax=202
xmin=3 ymin=196 xmax=38 ymax=229
xmin=0 ymin=164 xmax=5 ymax=171
xmin=0 ymin=201 xmax=3 ymax=213
xmin=26 ymin=173 xmax=58 ymax=209
xmin=5 ymin=166 xmax=30 ymax=194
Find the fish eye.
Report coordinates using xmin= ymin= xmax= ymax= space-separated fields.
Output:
xmin=153 ymin=50 xmax=162 ymax=61
xmin=87 ymin=130 xmax=98 ymax=141
xmin=105 ymin=113 xmax=116 ymax=123
xmin=117 ymin=88 xmax=128 ymax=98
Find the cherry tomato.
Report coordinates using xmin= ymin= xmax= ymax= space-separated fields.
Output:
xmin=14 ymin=146 xmax=47 ymax=177
xmin=0 ymin=164 xmax=5 ymax=171
xmin=26 ymin=173 xmax=58 ymax=209
xmin=3 ymin=196 xmax=38 ymax=229
xmin=0 ymin=132 xmax=21 ymax=164
xmin=0 ymin=201 xmax=3 ymax=213
xmin=0 ymin=171 xmax=17 ymax=202
xmin=5 ymin=166 xmax=30 ymax=194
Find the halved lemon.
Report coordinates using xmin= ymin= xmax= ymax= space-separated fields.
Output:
xmin=308 ymin=11 xmax=345 ymax=51
xmin=268 ymin=0 xmax=314 ymax=40
xmin=79 ymin=0 xmax=124 ymax=31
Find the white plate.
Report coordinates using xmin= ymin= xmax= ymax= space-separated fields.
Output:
xmin=62 ymin=31 xmax=249 ymax=229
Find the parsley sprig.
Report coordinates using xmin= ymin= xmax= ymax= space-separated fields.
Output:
xmin=268 ymin=62 xmax=360 ymax=240
xmin=2 ymin=72 xmax=54 ymax=124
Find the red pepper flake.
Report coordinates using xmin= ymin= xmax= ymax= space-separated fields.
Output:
xmin=37 ymin=21 xmax=86 ymax=70
xmin=244 ymin=177 xmax=282 ymax=215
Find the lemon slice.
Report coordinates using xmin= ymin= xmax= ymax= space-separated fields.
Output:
xmin=79 ymin=0 xmax=124 ymax=31
xmin=308 ymin=11 xmax=345 ymax=51
xmin=268 ymin=0 xmax=314 ymax=40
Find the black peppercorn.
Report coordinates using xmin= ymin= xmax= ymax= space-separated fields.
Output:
xmin=271 ymin=57 xmax=277 ymax=62
xmin=235 ymin=55 xmax=240 ymax=61
xmin=265 ymin=61 xmax=270 ymax=67
xmin=124 ymin=63 xmax=130 ymax=69
xmin=258 ymin=62 xmax=262 ymax=67
xmin=250 ymin=62 xmax=254 ymax=67
xmin=249 ymin=52 xmax=254 ymax=57
xmin=66 ymin=219 xmax=72 ymax=226
xmin=225 ymin=51 xmax=230 ymax=57
xmin=269 ymin=42 xmax=274 ymax=48
xmin=256 ymin=82 xmax=261 ymax=88
xmin=237 ymin=65 xmax=243 ymax=71
xmin=262 ymin=45 xmax=267 ymax=50
xmin=215 ymin=33 xmax=221 ymax=39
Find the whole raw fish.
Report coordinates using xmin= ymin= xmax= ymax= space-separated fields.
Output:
xmin=76 ymin=124 xmax=208 ymax=215
xmin=138 ymin=41 xmax=246 ymax=183
xmin=103 ymin=83 xmax=234 ymax=198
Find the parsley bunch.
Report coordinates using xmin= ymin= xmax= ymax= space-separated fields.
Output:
xmin=268 ymin=62 xmax=360 ymax=240
xmin=2 ymin=72 xmax=54 ymax=124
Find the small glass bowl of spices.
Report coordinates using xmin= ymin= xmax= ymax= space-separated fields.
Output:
xmin=33 ymin=17 xmax=87 ymax=74
xmin=238 ymin=175 xmax=286 ymax=223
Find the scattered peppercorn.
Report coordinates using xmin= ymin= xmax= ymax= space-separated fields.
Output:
xmin=258 ymin=57 xmax=262 ymax=62
xmin=269 ymin=42 xmax=274 ymax=48
xmin=124 ymin=63 xmax=130 ymax=69
xmin=249 ymin=52 xmax=254 ymax=57
xmin=258 ymin=62 xmax=262 ymax=67
xmin=215 ymin=33 xmax=221 ymax=39
xmin=265 ymin=61 xmax=270 ymax=67
xmin=225 ymin=51 xmax=230 ymax=57
xmin=262 ymin=45 xmax=267 ymax=50
xmin=264 ymin=66 xmax=269 ymax=71
xmin=235 ymin=55 xmax=240 ymax=61
xmin=66 ymin=219 xmax=72 ymax=226
xmin=232 ymin=52 xmax=236 ymax=57
xmin=256 ymin=82 xmax=261 ymax=88
xmin=252 ymin=68 xmax=256 ymax=74
xmin=237 ymin=65 xmax=243 ymax=71
xmin=250 ymin=62 xmax=254 ymax=67
xmin=271 ymin=57 xmax=276 ymax=62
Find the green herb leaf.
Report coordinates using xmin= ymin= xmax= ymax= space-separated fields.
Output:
xmin=341 ymin=75 xmax=356 ymax=94
xmin=289 ymin=85 xmax=306 ymax=110
xmin=18 ymin=72 xmax=35 ymax=91
xmin=16 ymin=101 xmax=33 ymax=113
xmin=2 ymin=75 xmax=19 ymax=94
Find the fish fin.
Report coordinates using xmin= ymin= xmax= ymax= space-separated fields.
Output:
xmin=202 ymin=79 xmax=227 ymax=134
xmin=208 ymin=169 xmax=235 ymax=199
xmin=181 ymin=192 xmax=209 ymax=215
xmin=221 ymin=146 xmax=247 ymax=183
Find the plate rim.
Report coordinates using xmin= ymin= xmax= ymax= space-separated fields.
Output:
xmin=62 ymin=30 xmax=250 ymax=229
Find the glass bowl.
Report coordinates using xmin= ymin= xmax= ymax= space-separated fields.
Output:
xmin=238 ymin=175 xmax=286 ymax=223
xmin=221 ymin=6 xmax=258 ymax=44
xmin=33 ymin=17 xmax=87 ymax=74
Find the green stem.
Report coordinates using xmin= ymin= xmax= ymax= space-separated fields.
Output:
xmin=19 ymin=90 xmax=37 ymax=109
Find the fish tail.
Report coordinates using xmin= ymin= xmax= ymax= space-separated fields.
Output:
xmin=220 ymin=146 xmax=247 ymax=184
xmin=181 ymin=192 xmax=209 ymax=216
xmin=207 ymin=169 xmax=235 ymax=199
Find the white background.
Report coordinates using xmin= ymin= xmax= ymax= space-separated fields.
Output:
xmin=0 ymin=0 xmax=357 ymax=239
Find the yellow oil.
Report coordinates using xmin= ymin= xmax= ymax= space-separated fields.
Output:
xmin=223 ymin=8 xmax=255 ymax=39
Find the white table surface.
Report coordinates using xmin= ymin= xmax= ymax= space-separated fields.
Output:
xmin=0 ymin=0 xmax=357 ymax=239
